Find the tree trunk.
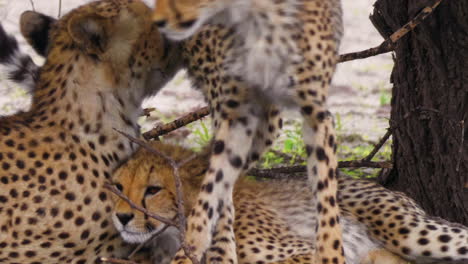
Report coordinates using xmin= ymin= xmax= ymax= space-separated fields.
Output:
xmin=371 ymin=0 xmax=468 ymax=225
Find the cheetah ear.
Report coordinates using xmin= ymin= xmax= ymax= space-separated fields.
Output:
xmin=67 ymin=14 xmax=109 ymax=56
xmin=20 ymin=11 xmax=56 ymax=57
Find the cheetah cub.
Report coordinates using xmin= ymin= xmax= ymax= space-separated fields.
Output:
xmin=111 ymin=142 xmax=408 ymax=264
xmin=152 ymin=0 xmax=345 ymax=263
xmin=111 ymin=142 xmax=468 ymax=264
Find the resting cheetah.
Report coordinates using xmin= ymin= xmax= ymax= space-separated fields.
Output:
xmin=111 ymin=142 xmax=468 ymax=264
xmin=0 ymin=1 xmax=182 ymax=263
xmin=153 ymin=1 xmax=345 ymax=263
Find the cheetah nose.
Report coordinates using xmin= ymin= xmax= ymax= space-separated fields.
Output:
xmin=116 ymin=213 xmax=134 ymax=226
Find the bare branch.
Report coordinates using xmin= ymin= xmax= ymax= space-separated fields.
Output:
xmin=340 ymin=160 xmax=392 ymax=168
xmin=248 ymin=161 xmax=392 ymax=178
xmin=388 ymin=0 xmax=443 ymax=43
xmin=143 ymin=106 xmax=210 ymax=140
xmin=339 ymin=41 xmax=394 ymax=63
xmin=29 ymin=0 xmax=35 ymax=11
xmin=362 ymin=129 xmax=392 ymax=162
xmin=339 ymin=0 xmax=443 ymax=63
xmin=57 ymin=0 xmax=62 ymax=18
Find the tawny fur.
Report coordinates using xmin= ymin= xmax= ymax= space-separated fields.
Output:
xmin=111 ymin=142 xmax=468 ymax=264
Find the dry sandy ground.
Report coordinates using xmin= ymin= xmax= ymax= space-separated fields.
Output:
xmin=0 ymin=0 xmax=394 ymax=146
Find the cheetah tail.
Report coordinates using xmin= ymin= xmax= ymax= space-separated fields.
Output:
xmin=0 ymin=24 xmax=39 ymax=93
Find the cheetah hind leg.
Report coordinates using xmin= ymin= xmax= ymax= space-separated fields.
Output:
xmin=301 ymin=107 xmax=344 ymax=264
xmin=204 ymin=210 xmax=237 ymax=264
xmin=171 ymin=107 xmax=260 ymax=264
xmin=244 ymin=106 xmax=282 ymax=170
xmin=202 ymin=107 xmax=280 ymax=264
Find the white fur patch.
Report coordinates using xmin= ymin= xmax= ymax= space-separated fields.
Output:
xmin=226 ymin=0 xmax=303 ymax=92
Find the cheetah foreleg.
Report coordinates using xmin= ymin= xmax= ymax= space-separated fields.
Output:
xmin=171 ymin=112 xmax=260 ymax=264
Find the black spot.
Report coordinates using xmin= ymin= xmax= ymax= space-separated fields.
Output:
xmin=229 ymin=156 xmax=242 ymax=168
xmin=316 ymin=111 xmax=326 ymax=122
xmin=333 ymin=240 xmax=340 ymax=250
xmin=301 ymin=106 xmax=313 ymax=115
xmin=417 ymin=238 xmax=429 ymax=245
xmin=316 ymin=147 xmax=328 ymax=161
xmin=205 ymin=183 xmax=214 ymax=193
xmin=226 ymin=100 xmax=239 ymax=108
xmin=215 ymin=170 xmax=224 ymax=182
xmin=458 ymin=247 xmax=467 ymax=255
xmin=438 ymin=234 xmax=452 ymax=243
xmin=213 ymin=140 xmax=225 ymax=154
xmin=398 ymin=227 xmax=410 ymax=234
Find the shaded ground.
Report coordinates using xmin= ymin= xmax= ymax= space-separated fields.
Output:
xmin=0 ymin=0 xmax=394 ymax=166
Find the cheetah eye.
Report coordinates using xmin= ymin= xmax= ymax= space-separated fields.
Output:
xmin=179 ymin=19 xmax=196 ymax=29
xmin=145 ymin=186 xmax=162 ymax=196
xmin=115 ymin=183 xmax=123 ymax=192
xmin=154 ymin=20 xmax=167 ymax=28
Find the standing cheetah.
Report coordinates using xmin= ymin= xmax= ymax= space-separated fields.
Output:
xmin=0 ymin=1 xmax=181 ymax=263
xmin=152 ymin=1 xmax=345 ymax=263
xmin=110 ymin=142 xmax=468 ymax=264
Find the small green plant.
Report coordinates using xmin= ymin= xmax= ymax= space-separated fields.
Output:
xmin=335 ymin=113 xmax=343 ymax=132
xmin=379 ymin=90 xmax=392 ymax=106
xmin=260 ymin=121 xmax=306 ymax=168
xmin=190 ymin=120 xmax=212 ymax=150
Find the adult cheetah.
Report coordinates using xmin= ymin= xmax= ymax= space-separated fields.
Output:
xmin=0 ymin=1 xmax=181 ymax=263
xmin=152 ymin=1 xmax=345 ymax=263
xmin=110 ymin=142 xmax=468 ymax=264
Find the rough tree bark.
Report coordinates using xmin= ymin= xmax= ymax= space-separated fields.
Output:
xmin=371 ymin=0 xmax=468 ymax=224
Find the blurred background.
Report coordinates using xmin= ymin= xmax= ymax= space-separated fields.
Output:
xmin=0 ymin=0 xmax=394 ymax=177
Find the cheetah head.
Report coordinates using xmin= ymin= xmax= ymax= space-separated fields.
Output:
xmin=111 ymin=142 xmax=208 ymax=243
xmin=18 ymin=0 xmax=182 ymax=99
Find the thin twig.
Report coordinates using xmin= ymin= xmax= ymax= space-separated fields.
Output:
xmin=29 ymin=0 xmax=35 ymax=11
xmin=456 ymin=120 xmax=464 ymax=172
xmin=339 ymin=41 xmax=394 ymax=63
xmin=362 ymin=129 xmax=392 ymax=162
xmin=249 ymin=161 xmax=392 ymax=177
xmin=339 ymin=160 xmax=393 ymax=168
xmin=100 ymin=257 xmax=139 ymax=264
xmin=143 ymin=106 xmax=210 ymax=140
xmin=127 ymin=225 xmax=170 ymax=259
xmin=57 ymin=0 xmax=62 ymax=18
xmin=339 ymin=0 xmax=443 ymax=63
xmin=388 ymin=0 xmax=443 ymax=43
xmin=104 ymin=183 xmax=177 ymax=227
xmin=173 ymin=155 xmax=200 ymax=264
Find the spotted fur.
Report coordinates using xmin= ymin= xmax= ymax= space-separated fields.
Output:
xmin=152 ymin=1 xmax=345 ymax=263
xmin=111 ymin=142 xmax=467 ymax=264
xmin=0 ymin=1 xmax=181 ymax=263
